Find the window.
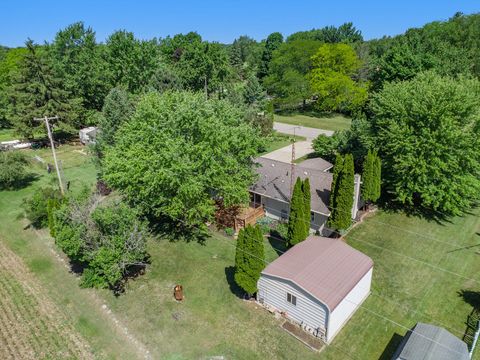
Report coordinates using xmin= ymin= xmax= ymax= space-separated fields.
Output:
xmin=287 ymin=293 xmax=297 ymax=306
xmin=281 ymin=209 xmax=288 ymax=220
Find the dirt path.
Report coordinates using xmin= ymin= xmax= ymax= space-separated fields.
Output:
xmin=0 ymin=240 xmax=93 ymax=360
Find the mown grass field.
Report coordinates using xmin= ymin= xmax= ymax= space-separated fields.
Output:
xmin=275 ymin=111 xmax=351 ymax=131
xmin=1 ymin=145 xmax=479 ymax=359
xmin=259 ymin=131 xmax=307 ymax=156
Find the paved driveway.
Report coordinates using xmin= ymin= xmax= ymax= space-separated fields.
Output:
xmin=261 ymin=141 xmax=314 ymax=163
xmin=273 ymin=122 xmax=334 ymax=140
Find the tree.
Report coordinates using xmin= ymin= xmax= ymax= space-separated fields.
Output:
xmin=49 ymin=22 xmax=107 ymax=111
xmin=287 ymin=177 xmax=307 ymax=246
xmin=148 ymin=63 xmax=183 ymax=93
xmin=0 ymin=151 xmax=29 ymax=189
xmin=258 ymin=32 xmax=283 ymax=79
xmin=234 ymin=224 xmax=265 ymax=296
xmin=309 ymin=43 xmax=368 ymax=113
xmin=287 ymin=22 xmax=363 ymax=43
xmin=312 ymin=134 xmax=340 ymax=162
xmin=361 ymin=150 xmax=381 ymax=204
xmin=102 ymin=91 xmax=263 ymax=230
xmin=23 ymin=187 xmax=62 ymax=229
xmin=264 ymin=40 xmax=320 ymax=108
xmin=97 ymin=87 xmax=134 ymax=146
xmin=54 ymin=192 xmax=148 ymax=291
xmin=9 ymin=40 xmax=82 ymax=138
xmin=328 ymin=154 xmax=354 ymax=231
xmin=370 ymin=72 xmax=480 ymax=215
xmin=229 ymin=35 xmax=263 ymax=78
xmin=302 ymin=178 xmax=311 ymax=238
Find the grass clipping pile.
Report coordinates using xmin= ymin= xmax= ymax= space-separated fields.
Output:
xmin=0 ymin=241 xmax=93 ymax=359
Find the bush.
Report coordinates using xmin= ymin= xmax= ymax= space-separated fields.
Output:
xmin=23 ymin=187 xmax=63 ymax=229
xmin=273 ymin=222 xmax=288 ymax=241
xmin=224 ymin=227 xmax=235 ymax=236
xmin=0 ymin=151 xmax=29 ymax=189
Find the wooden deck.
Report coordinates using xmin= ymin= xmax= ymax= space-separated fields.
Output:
xmin=234 ymin=203 xmax=265 ymax=232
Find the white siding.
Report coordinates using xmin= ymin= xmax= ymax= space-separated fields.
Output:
xmin=257 ymin=274 xmax=328 ymax=338
xmin=327 ymin=267 xmax=373 ymax=343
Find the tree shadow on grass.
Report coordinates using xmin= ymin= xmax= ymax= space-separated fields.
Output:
xmin=224 ymin=266 xmax=246 ymax=299
xmin=1 ymin=173 xmax=39 ymax=191
xmin=148 ymin=215 xmax=210 ymax=244
xmin=458 ymin=290 xmax=480 ymax=310
xmin=268 ymin=231 xmax=289 ymax=256
xmin=378 ymin=332 xmax=404 ymax=360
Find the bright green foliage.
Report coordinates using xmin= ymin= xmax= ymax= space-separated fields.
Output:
xmin=229 ymin=35 xmax=263 ymax=78
xmin=287 ymin=177 xmax=307 ymax=246
xmin=312 ymin=134 xmax=340 ymax=163
xmin=302 ymin=178 xmax=311 ymax=238
xmin=23 ymin=187 xmax=62 ymax=229
xmin=370 ymin=72 xmax=480 ymax=215
xmin=104 ymin=30 xmax=160 ymax=93
xmin=9 ymin=40 xmax=82 ymax=138
xmin=264 ymin=40 xmax=320 ymax=108
xmin=234 ymin=224 xmax=265 ymax=296
xmin=97 ymin=87 xmax=134 ymax=146
xmin=258 ymin=32 xmax=283 ymax=79
xmin=54 ymin=194 xmax=148 ymax=290
xmin=0 ymin=151 xmax=29 ymax=189
xmin=309 ymin=43 xmax=368 ymax=113
xmin=148 ymin=63 xmax=183 ymax=93
xmin=46 ymin=197 xmax=62 ymax=237
xmin=243 ymin=72 xmax=265 ymax=106
xmin=328 ymin=154 xmax=354 ymax=231
xmin=361 ymin=150 xmax=381 ymax=203
xmin=102 ymin=91 xmax=262 ymax=229
xmin=287 ymin=22 xmax=363 ymax=43
xmin=49 ymin=22 xmax=107 ymax=111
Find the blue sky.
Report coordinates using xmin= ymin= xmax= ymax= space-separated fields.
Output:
xmin=1 ymin=0 xmax=479 ymax=47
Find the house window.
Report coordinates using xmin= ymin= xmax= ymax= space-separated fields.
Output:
xmin=287 ymin=293 xmax=297 ymax=306
xmin=281 ymin=209 xmax=288 ymax=220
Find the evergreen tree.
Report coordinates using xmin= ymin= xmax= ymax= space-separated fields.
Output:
xmin=331 ymin=154 xmax=355 ymax=231
xmin=288 ymin=177 xmax=306 ymax=246
xmin=328 ymin=153 xmax=344 ymax=228
xmin=9 ymin=40 xmax=82 ymax=138
xmin=302 ymin=178 xmax=311 ymax=239
xmin=258 ymin=32 xmax=283 ymax=79
xmin=234 ymin=225 xmax=264 ymax=296
xmin=373 ymin=155 xmax=382 ymax=202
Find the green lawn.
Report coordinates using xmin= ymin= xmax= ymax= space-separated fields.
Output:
xmin=259 ymin=131 xmax=307 ymax=156
xmin=1 ymin=145 xmax=479 ymax=359
xmin=0 ymin=128 xmax=16 ymax=141
xmin=275 ymin=111 xmax=351 ymax=131
xmin=320 ymin=210 xmax=480 ymax=360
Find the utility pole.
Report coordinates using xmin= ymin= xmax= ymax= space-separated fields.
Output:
xmin=34 ymin=116 xmax=64 ymax=195
xmin=290 ymin=126 xmax=301 ymax=198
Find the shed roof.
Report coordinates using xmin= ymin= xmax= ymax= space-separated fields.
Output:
xmin=298 ymin=157 xmax=333 ymax=172
xmin=393 ymin=323 xmax=469 ymax=360
xmin=261 ymin=236 xmax=373 ymax=311
xmin=251 ymin=157 xmax=332 ymax=215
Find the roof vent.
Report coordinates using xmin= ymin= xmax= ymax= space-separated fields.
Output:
xmin=271 ymin=163 xmax=275 ymax=167
xmin=304 ymin=171 xmax=308 ymax=175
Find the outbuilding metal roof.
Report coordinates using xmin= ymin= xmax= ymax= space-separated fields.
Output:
xmin=261 ymin=236 xmax=373 ymax=311
xmin=392 ymin=322 xmax=470 ymax=360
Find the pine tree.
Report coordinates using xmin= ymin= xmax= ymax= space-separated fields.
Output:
xmin=9 ymin=40 xmax=82 ymax=138
xmin=234 ymin=225 xmax=264 ymax=296
xmin=288 ymin=177 xmax=306 ymax=246
xmin=302 ymin=178 xmax=311 ymax=239
xmin=328 ymin=154 xmax=344 ymax=228
xmin=329 ymin=154 xmax=355 ymax=231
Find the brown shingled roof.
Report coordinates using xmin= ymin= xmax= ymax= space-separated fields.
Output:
xmin=261 ymin=236 xmax=373 ymax=311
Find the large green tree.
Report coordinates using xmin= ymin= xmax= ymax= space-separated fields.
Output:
xmin=264 ymin=40 xmax=321 ymax=108
xmin=309 ymin=43 xmax=368 ymax=113
xmin=370 ymin=72 xmax=480 ymax=215
xmin=302 ymin=178 xmax=311 ymax=239
xmin=361 ymin=150 xmax=381 ymax=204
xmin=258 ymin=32 xmax=283 ymax=79
xmin=287 ymin=22 xmax=363 ymax=43
xmin=234 ymin=224 xmax=265 ymax=296
xmin=9 ymin=40 xmax=82 ymax=138
xmin=102 ymin=91 xmax=263 ymax=229
xmin=328 ymin=154 xmax=354 ymax=231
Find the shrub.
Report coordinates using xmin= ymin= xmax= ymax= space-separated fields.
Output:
xmin=273 ymin=222 xmax=288 ymax=241
xmin=0 ymin=151 xmax=29 ymax=189
xmin=224 ymin=227 xmax=235 ymax=236
xmin=23 ymin=187 xmax=63 ymax=229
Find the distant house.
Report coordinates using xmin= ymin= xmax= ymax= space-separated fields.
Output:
xmin=247 ymin=156 xmax=362 ymax=235
xmin=392 ymin=322 xmax=470 ymax=360
xmin=257 ymin=236 xmax=373 ymax=343
xmin=79 ymin=127 xmax=98 ymax=145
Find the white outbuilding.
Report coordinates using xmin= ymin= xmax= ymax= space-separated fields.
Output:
xmin=257 ymin=236 xmax=373 ymax=343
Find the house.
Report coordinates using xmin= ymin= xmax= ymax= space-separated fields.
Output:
xmin=392 ymin=322 xmax=470 ymax=360
xmin=257 ymin=236 xmax=373 ymax=343
xmin=248 ymin=156 xmax=362 ymax=235
xmin=79 ymin=127 xmax=98 ymax=145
